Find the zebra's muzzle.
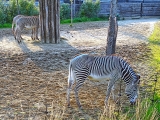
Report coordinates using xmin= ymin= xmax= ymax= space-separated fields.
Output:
xmin=130 ymin=101 xmax=136 ymax=105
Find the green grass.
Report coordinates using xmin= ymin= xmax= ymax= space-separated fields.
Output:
xmin=0 ymin=17 xmax=108 ymax=29
xmin=148 ymin=22 xmax=160 ymax=94
xmin=60 ymin=16 xmax=109 ymax=24
xmin=0 ymin=23 xmax=12 ymax=28
xmin=98 ymin=98 xmax=159 ymax=120
xmin=147 ymin=21 xmax=160 ymax=115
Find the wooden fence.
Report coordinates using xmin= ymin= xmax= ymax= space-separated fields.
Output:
xmin=73 ymin=2 xmax=160 ymax=18
xmin=99 ymin=2 xmax=160 ymax=18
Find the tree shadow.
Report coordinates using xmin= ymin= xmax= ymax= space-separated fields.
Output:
xmin=18 ymin=37 xmax=80 ymax=72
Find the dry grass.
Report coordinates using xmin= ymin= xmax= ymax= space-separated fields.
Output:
xmin=0 ymin=42 xmax=155 ymax=119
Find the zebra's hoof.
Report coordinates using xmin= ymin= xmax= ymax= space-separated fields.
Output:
xmin=78 ymin=105 xmax=82 ymax=110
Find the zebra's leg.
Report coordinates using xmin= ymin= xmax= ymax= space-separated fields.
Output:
xmin=105 ymin=80 xmax=116 ymax=106
xmin=18 ymin=31 xmax=22 ymax=43
xmin=111 ymin=85 xmax=115 ymax=100
xmin=67 ymin=79 xmax=74 ymax=107
xmin=14 ymin=27 xmax=19 ymax=42
xmin=35 ymin=27 xmax=39 ymax=40
xmin=74 ymin=70 xmax=89 ymax=109
xmin=31 ymin=29 xmax=34 ymax=40
xmin=105 ymin=71 xmax=120 ymax=107
xmin=17 ymin=29 xmax=22 ymax=43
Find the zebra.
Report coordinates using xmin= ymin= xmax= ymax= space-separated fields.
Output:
xmin=12 ymin=15 xmax=37 ymax=40
xmin=67 ymin=54 xmax=140 ymax=109
xmin=14 ymin=15 xmax=39 ymax=43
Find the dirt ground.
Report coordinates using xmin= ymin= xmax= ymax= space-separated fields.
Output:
xmin=0 ymin=18 xmax=159 ymax=119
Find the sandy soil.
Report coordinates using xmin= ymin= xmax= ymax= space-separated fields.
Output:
xmin=0 ymin=18 xmax=159 ymax=119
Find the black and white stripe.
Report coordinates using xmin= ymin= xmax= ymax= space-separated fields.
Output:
xmin=67 ymin=54 xmax=140 ymax=108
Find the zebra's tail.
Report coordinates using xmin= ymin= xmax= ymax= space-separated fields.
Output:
xmin=12 ymin=21 xmax=15 ymax=37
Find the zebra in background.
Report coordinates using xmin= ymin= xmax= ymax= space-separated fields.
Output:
xmin=14 ymin=15 xmax=39 ymax=43
xmin=67 ymin=54 xmax=140 ymax=109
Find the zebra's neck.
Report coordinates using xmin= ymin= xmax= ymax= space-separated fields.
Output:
xmin=120 ymin=60 xmax=137 ymax=85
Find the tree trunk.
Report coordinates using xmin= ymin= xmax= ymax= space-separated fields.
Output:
xmin=106 ymin=0 xmax=118 ymax=55
xmin=16 ymin=0 xmax=20 ymax=14
xmin=39 ymin=0 xmax=60 ymax=43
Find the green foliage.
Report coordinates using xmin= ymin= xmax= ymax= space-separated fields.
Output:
xmin=0 ymin=0 xmax=38 ymax=26
xmin=0 ymin=0 xmax=10 ymax=24
xmin=17 ymin=0 xmax=39 ymax=15
xmin=79 ymin=0 xmax=100 ymax=18
xmin=60 ymin=3 xmax=71 ymax=20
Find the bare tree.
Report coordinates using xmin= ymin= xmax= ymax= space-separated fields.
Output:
xmin=106 ymin=0 xmax=118 ymax=55
xmin=39 ymin=0 xmax=60 ymax=43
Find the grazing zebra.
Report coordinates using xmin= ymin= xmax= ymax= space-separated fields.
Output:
xmin=14 ymin=15 xmax=39 ymax=43
xmin=67 ymin=54 xmax=140 ymax=109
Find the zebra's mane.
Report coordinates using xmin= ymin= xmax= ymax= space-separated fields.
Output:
xmin=118 ymin=56 xmax=138 ymax=85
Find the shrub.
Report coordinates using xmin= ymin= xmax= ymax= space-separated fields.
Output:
xmin=79 ymin=0 xmax=100 ymax=18
xmin=0 ymin=0 xmax=10 ymax=24
xmin=60 ymin=3 xmax=71 ymax=20
xmin=17 ymin=0 xmax=39 ymax=15
xmin=0 ymin=0 xmax=39 ymax=25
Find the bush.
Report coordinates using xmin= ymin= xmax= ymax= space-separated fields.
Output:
xmin=79 ymin=0 xmax=100 ymax=18
xmin=60 ymin=3 xmax=71 ymax=20
xmin=17 ymin=0 xmax=39 ymax=15
xmin=0 ymin=1 xmax=10 ymax=24
xmin=0 ymin=0 xmax=39 ymax=25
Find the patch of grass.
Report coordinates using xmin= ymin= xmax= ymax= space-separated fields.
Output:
xmin=0 ymin=23 xmax=12 ymax=28
xmin=149 ymin=22 xmax=160 ymax=45
xmin=98 ymin=98 xmax=159 ymax=120
xmin=148 ymin=22 xmax=160 ymax=95
xmin=147 ymin=21 xmax=160 ymax=116
xmin=60 ymin=16 xmax=109 ymax=24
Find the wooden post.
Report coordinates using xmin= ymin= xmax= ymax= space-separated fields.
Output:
xmin=39 ymin=0 xmax=60 ymax=43
xmin=106 ymin=0 xmax=118 ymax=55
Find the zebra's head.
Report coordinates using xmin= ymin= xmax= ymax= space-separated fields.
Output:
xmin=125 ymin=74 xmax=140 ymax=105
